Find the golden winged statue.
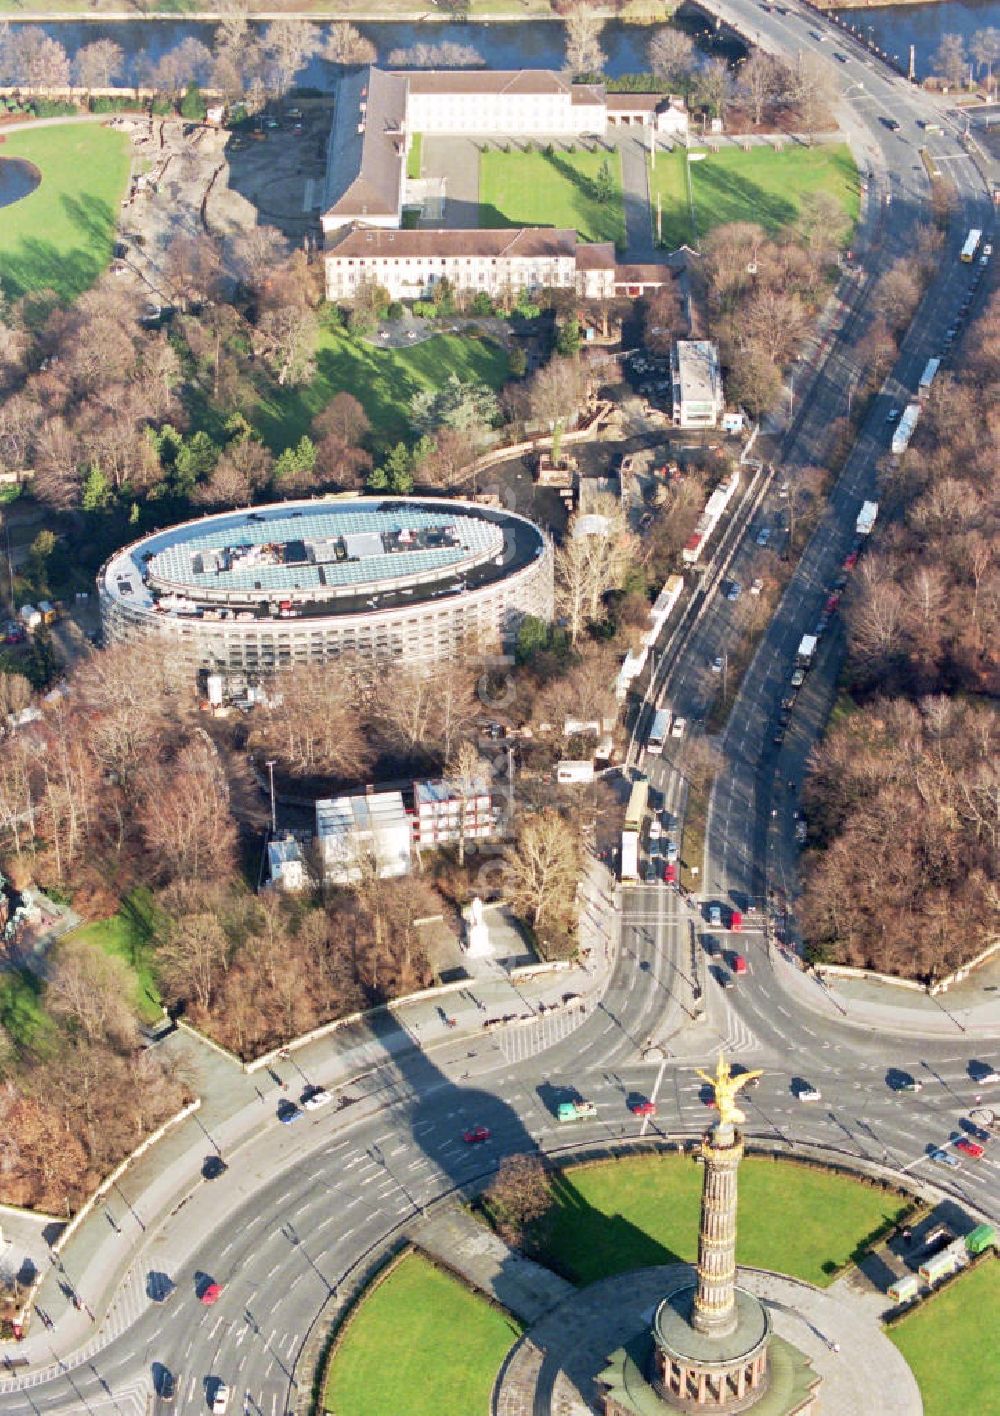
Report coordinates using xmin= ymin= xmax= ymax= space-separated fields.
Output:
xmin=696 ymin=1053 xmax=763 ymax=1127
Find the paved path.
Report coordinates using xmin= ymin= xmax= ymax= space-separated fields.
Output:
xmin=408 ymin=1204 xmax=573 ymax=1325
xmin=495 ymin=1264 xmax=921 ymax=1416
xmin=612 ymin=130 xmax=658 ymax=264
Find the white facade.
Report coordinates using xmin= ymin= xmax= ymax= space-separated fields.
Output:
xmin=671 ymin=340 xmax=724 ymax=429
xmin=267 ymin=836 xmax=306 ymax=892
xmin=405 ymin=79 xmax=604 ymax=136
xmin=316 ymin=793 xmax=411 ymax=885
xmin=324 ymin=226 xmax=615 ymax=304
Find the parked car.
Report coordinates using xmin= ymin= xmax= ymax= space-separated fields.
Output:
xmin=463 ymin=1125 xmax=491 ymax=1144
xmin=795 ymin=820 xmax=808 ymax=844
xmin=708 ymin=904 xmax=723 ymax=928
xmin=663 ymin=862 xmax=678 ymax=888
xmin=954 ymin=1138 xmax=984 ymax=1160
xmin=890 ymin=1073 xmax=922 ymax=1093
xmin=790 ymin=669 xmax=806 ymax=688
xmin=825 ymin=593 xmax=841 ymax=614
xmin=843 ymin=552 xmax=858 ymax=571
xmin=199 ymin=1282 xmax=224 ymax=1306
xmin=750 ymin=577 xmax=764 ymax=596
xmin=630 ymin=1100 xmax=657 ymax=1117
xmin=930 ymin=1147 xmax=960 ymax=1168
xmin=671 ymin=717 xmax=687 ymax=738
xmin=885 ymin=406 xmax=901 ymax=422
xmin=665 ymin=837 xmax=679 ymax=863
xmin=277 ymin=1101 xmax=302 ymax=1125
xmin=302 ymin=1087 xmax=333 ymax=1111
xmin=725 ymin=580 xmax=742 ymax=601
xmin=212 ymin=1382 xmax=230 ymax=1414
xmin=649 ymin=818 xmax=662 ymax=842
xmin=796 ymin=1083 xmax=821 ymax=1102
xmin=710 ymin=655 xmax=724 ymax=674
xmin=731 ymin=953 xmax=748 ymax=975
xmin=756 ymin=526 xmax=771 ymax=546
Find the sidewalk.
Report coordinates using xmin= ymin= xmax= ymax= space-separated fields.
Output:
xmin=768 ymin=942 xmax=1000 ymax=1040
xmin=3 ymin=861 xmax=618 ymax=1378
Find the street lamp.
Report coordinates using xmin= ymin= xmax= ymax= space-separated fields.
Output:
xmin=265 ymin=759 xmax=277 ymax=836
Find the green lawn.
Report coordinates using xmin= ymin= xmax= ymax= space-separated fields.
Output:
xmin=536 ymin=1155 xmax=909 ymax=1289
xmin=0 ymin=968 xmax=58 ymax=1056
xmin=254 ymin=321 xmax=509 ymax=453
xmin=323 ymin=1252 xmax=522 ymax=1416
xmin=889 ymin=1260 xmax=1000 ymax=1416
xmin=407 ymin=132 xmax=422 ymax=181
xmin=649 ymin=143 xmax=859 ymax=250
xmin=479 ymin=147 xmax=626 ymax=248
xmin=65 ymin=889 xmax=164 ymax=1025
xmin=0 ymin=124 xmax=131 ymax=301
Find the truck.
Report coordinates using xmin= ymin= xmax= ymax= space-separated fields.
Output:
xmin=855 ymin=500 xmax=878 ymax=537
xmin=965 ymin=1224 xmax=997 ymax=1256
xmin=796 ymin=634 xmax=818 ymax=668
xmin=647 ymin=708 xmax=671 ymax=756
xmin=918 ymin=357 xmax=940 ymax=399
xmin=621 ymin=779 xmax=649 ymax=882
xmin=557 ymin=1099 xmax=598 ymax=1122
xmin=891 ymin=403 xmax=921 ymax=456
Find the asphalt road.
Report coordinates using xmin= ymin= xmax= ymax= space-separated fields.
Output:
xmin=4 ymin=10 xmax=998 ymax=1416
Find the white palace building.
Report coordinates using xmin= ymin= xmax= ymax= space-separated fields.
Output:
xmin=322 ymin=66 xmax=686 ymax=303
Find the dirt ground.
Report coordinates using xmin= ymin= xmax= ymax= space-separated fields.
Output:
xmin=110 ymin=101 xmax=332 ymax=306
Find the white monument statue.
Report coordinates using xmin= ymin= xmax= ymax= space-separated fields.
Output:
xmin=465 ymin=895 xmax=492 ymax=959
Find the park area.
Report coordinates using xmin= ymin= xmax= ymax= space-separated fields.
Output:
xmin=479 ymin=146 xmax=626 ymax=249
xmin=648 ymin=142 xmax=859 ymax=251
xmin=533 ymin=1155 xmax=909 ymax=1288
xmin=63 ymin=889 xmax=163 ymax=1026
xmin=322 ymin=1251 xmax=523 ymax=1416
xmin=889 ymin=1260 xmax=1000 ymax=1416
xmin=254 ymin=319 xmax=510 ymax=453
xmin=0 ymin=123 xmax=130 ymax=301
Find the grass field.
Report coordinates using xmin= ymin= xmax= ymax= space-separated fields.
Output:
xmin=255 ymin=321 xmax=509 ymax=453
xmin=65 ymin=889 xmax=164 ymax=1025
xmin=0 ymin=124 xmax=131 ymax=301
xmin=649 ymin=143 xmax=859 ymax=250
xmin=536 ymin=1156 xmax=909 ymax=1289
xmin=0 ymin=968 xmax=58 ymax=1056
xmin=323 ymin=1253 xmax=522 ymax=1416
xmin=479 ymin=147 xmax=626 ymax=248
xmin=407 ymin=132 xmax=422 ymax=181
xmin=889 ymin=1261 xmax=1000 ymax=1416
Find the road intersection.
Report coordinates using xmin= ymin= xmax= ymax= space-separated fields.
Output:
xmin=3 ymin=6 xmax=998 ymax=1414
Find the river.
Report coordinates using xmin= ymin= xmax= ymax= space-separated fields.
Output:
xmin=14 ymin=2 xmax=1000 ymax=92
xmin=831 ymin=0 xmax=1000 ymax=82
xmin=21 ymin=10 xmax=741 ymax=87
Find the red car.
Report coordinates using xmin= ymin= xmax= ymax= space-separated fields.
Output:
xmin=731 ymin=953 xmax=748 ymax=975
xmin=842 ymin=552 xmax=858 ymax=571
xmin=954 ymin=1138 xmax=984 ymax=1160
xmin=630 ymin=1100 xmax=657 ymax=1117
xmin=463 ymin=1125 xmax=491 ymax=1145
xmin=825 ymin=593 xmax=841 ymax=614
xmin=199 ymin=1282 xmax=224 ymax=1305
xmin=663 ymin=862 xmax=678 ymax=887
xmin=729 ymin=910 xmax=743 ymax=932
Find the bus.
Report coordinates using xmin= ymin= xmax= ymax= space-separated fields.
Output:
xmin=647 ymin=708 xmax=671 ymax=756
xmin=621 ymin=778 xmax=650 ymax=881
xmin=960 ymin=229 xmax=982 ymax=263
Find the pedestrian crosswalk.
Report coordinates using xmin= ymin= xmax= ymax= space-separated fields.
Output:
xmin=496 ymin=1004 xmax=588 ymax=1064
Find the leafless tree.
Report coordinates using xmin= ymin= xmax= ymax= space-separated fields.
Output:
xmin=73 ymin=39 xmax=124 ymax=89
xmin=735 ymin=50 xmax=782 ymax=124
xmin=563 ymin=5 xmax=605 ymax=77
xmin=971 ymin=27 xmax=1000 ymax=92
xmin=503 ymin=808 xmax=581 ymax=938
xmin=647 ymin=26 xmax=695 ymax=86
xmin=47 ymin=939 xmax=138 ymax=1051
xmin=152 ymin=38 xmax=213 ymax=96
xmin=321 ymin=22 xmax=377 ymax=67
xmin=483 ymin=1154 xmax=551 ymax=1246
xmin=260 ymin=19 xmax=319 ymax=97
xmin=249 ymin=664 xmax=371 ymax=778
xmin=933 ymin=32 xmax=967 ymax=88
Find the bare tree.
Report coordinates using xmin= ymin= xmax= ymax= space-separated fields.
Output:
xmin=933 ymin=32 xmax=967 ymax=88
xmin=73 ymin=39 xmax=124 ymax=90
xmin=503 ymin=808 xmax=581 ymax=937
xmin=971 ymin=27 xmax=1000 ymax=92
xmin=139 ymin=739 xmax=237 ymax=884
xmin=320 ymin=21 xmax=376 ymax=66
xmin=736 ymin=51 xmax=781 ymax=126
xmin=555 ymin=500 xmax=636 ymax=644
xmin=444 ymin=740 xmax=489 ymax=867
xmin=563 ymin=5 xmax=605 ymax=77
xmin=249 ymin=664 xmax=371 ymax=777
xmin=483 ymin=1154 xmax=551 ymax=1246
xmin=47 ymin=939 xmax=138 ymax=1051
xmin=260 ymin=18 xmax=319 ymax=97
xmin=647 ymin=26 xmax=695 ymax=86
xmin=152 ymin=38 xmax=213 ymax=97
xmin=156 ymin=909 xmax=229 ymax=1013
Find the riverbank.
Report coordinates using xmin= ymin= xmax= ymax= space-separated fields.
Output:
xmin=0 ymin=2 xmax=663 ymax=19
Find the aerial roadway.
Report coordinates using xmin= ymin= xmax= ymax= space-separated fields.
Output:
xmin=3 ymin=6 xmax=997 ymax=1416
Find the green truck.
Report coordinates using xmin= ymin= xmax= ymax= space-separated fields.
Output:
xmin=557 ymin=1099 xmax=597 ymax=1122
xmin=965 ymin=1224 xmax=996 ymax=1256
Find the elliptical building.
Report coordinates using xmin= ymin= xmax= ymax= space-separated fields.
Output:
xmin=99 ymin=497 xmax=553 ymax=677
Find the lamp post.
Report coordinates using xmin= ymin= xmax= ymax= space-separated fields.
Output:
xmin=265 ymin=759 xmax=277 ymax=836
